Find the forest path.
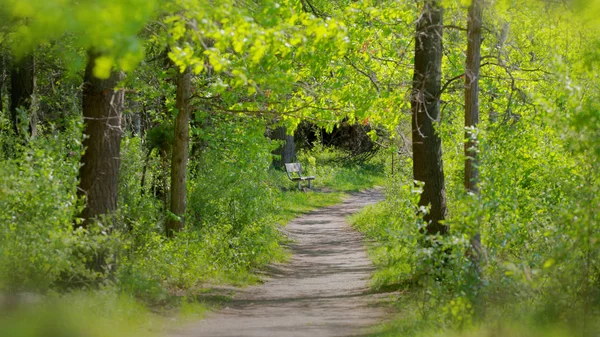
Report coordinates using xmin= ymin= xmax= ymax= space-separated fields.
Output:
xmin=167 ymin=188 xmax=389 ymax=337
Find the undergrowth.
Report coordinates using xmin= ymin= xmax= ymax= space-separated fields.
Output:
xmin=351 ymin=113 xmax=600 ymax=337
xmin=0 ymin=112 xmax=385 ymax=335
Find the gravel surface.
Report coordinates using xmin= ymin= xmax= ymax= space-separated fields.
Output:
xmin=168 ymin=188 xmax=388 ymax=337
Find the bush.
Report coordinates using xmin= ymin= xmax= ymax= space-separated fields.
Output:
xmin=352 ymin=93 xmax=600 ymax=335
xmin=0 ymin=122 xmax=83 ymax=291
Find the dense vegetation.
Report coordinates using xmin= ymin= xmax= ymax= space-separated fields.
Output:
xmin=1 ymin=0 xmax=599 ymax=336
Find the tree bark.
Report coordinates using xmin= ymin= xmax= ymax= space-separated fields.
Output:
xmin=9 ymin=54 xmax=35 ymax=137
xmin=77 ymin=52 xmax=125 ymax=227
xmin=411 ymin=0 xmax=448 ymax=235
xmin=166 ymin=67 xmax=191 ymax=237
xmin=0 ymin=53 xmax=5 ymax=113
xmin=271 ymin=125 xmax=296 ymax=168
xmin=465 ymin=0 xmax=485 ymax=278
xmin=465 ymin=0 xmax=482 ymax=194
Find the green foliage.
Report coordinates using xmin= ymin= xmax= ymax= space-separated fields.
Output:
xmin=0 ymin=121 xmax=130 ymax=291
xmin=114 ymin=111 xmax=385 ymax=302
xmin=353 ymin=118 xmax=600 ymax=333
xmin=0 ymin=122 xmax=81 ymax=291
xmin=350 ymin=2 xmax=600 ymax=335
xmin=2 ymin=0 xmax=157 ymax=75
xmin=4 ymin=0 xmax=600 ymax=336
xmin=188 ymin=117 xmax=278 ymax=231
xmin=0 ymin=91 xmax=384 ymax=311
xmin=297 ymin=143 xmax=386 ymax=191
xmin=0 ymin=289 xmax=174 ymax=337
xmin=351 ymin=178 xmax=422 ymax=289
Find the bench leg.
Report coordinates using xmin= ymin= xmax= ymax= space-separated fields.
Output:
xmin=308 ymin=180 xmax=312 ymax=189
xmin=298 ymin=181 xmax=301 ymax=190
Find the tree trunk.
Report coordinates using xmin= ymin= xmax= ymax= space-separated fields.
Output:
xmin=159 ymin=147 xmax=170 ymax=210
xmin=465 ymin=0 xmax=482 ymax=194
xmin=411 ymin=0 xmax=448 ymax=235
xmin=140 ymin=147 xmax=152 ymax=196
xmin=0 ymin=53 xmax=5 ymax=113
xmin=271 ymin=125 xmax=296 ymax=168
xmin=465 ymin=0 xmax=485 ymax=278
xmin=166 ymin=67 xmax=191 ymax=237
xmin=9 ymin=54 xmax=35 ymax=137
xmin=77 ymin=52 xmax=125 ymax=227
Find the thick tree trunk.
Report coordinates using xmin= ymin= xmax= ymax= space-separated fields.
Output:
xmin=271 ymin=126 xmax=296 ymax=168
xmin=411 ymin=0 xmax=448 ymax=235
xmin=166 ymin=67 xmax=191 ymax=237
xmin=77 ymin=52 xmax=125 ymax=227
xmin=9 ymin=54 xmax=35 ymax=137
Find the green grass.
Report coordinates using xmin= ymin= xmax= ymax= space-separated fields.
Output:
xmin=270 ymin=148 xmax=386 ymax=223
xmin=351 ymin=182 xmax=600 ymax=337
xmin=274 ymin=189 xmax=345 ymax=223
xmin=0 ymin=147 xmax=387 ymax=337
xmin=0 ymin=288 xmax=220 ymax=337
xmin=368 ymin=308 xmax=599 ymax=337
xmin=0 ymin=290 xmax=168 ymax=337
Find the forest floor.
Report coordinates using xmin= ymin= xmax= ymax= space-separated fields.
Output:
xmin=167 ymin=188 xmax=390 ymax=337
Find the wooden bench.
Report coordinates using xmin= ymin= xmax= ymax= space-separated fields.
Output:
xmin=285 ymin=162 xmax=315 ymax=189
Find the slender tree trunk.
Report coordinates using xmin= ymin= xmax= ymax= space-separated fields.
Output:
xmin=411 ymin=0 xmax=448 ymax=235
xmin=159 ymin=147 xmax=169 ymax=210
xmin=465 ymin=0 xmax=485 ymax=278
xmin=271 ymin=125 xmax=296 ymax=168
xmin=77 ymin=52 xmax=125 ymax=227
xmin=0 ymin=53 xmax=5 ymax=113
xmin=29 ymin=61 xmax=38 ymax=138
xmin=166 ymin=67 xmax=191 ymax=237
xmin=9 ymin=54 xmax=35 ymax=137
xmin=465 ymin=0 xmax=482 ymax=194
xmin=140 ymin=147 xmax=152 ymax=196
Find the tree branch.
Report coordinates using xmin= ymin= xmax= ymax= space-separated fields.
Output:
xmin=439 ymin=73 xmax=464 ymax=97
xmin=345 ymin=56 xmax=380 ymax=94
xmin=480 ymin=61 xmax=553 ymax=75
xmin=444 ymin=25 xmax=467 ymax=31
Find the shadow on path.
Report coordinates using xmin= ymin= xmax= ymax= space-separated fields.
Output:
xmin=167 ymin=188 xmax=389 ymax=337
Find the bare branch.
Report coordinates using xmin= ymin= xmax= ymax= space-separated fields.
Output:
xmin=444 ymin=25 xmax=467 ymax=31
xmin=439 ymin=73 xmax=464 ymax=97
xmin=480 ymin=61 xmax=553 ymax=75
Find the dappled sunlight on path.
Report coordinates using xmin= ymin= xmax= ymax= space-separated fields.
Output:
xmin=167 ymin=188 xmax=388 ymax=337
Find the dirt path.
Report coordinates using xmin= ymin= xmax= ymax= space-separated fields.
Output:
xmin=168 ymin=188 xmax=388 ymax=337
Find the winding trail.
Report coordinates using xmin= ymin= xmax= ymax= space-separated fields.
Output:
xmin=168 ymin=188 xmax=388 ymax=337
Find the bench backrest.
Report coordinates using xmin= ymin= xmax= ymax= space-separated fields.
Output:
xmin=285 ymin=162 xmax=304 ymax=178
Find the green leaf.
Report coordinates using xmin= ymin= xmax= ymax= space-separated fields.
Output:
xmin=93 ymin=56 xmax=114 ymax=79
